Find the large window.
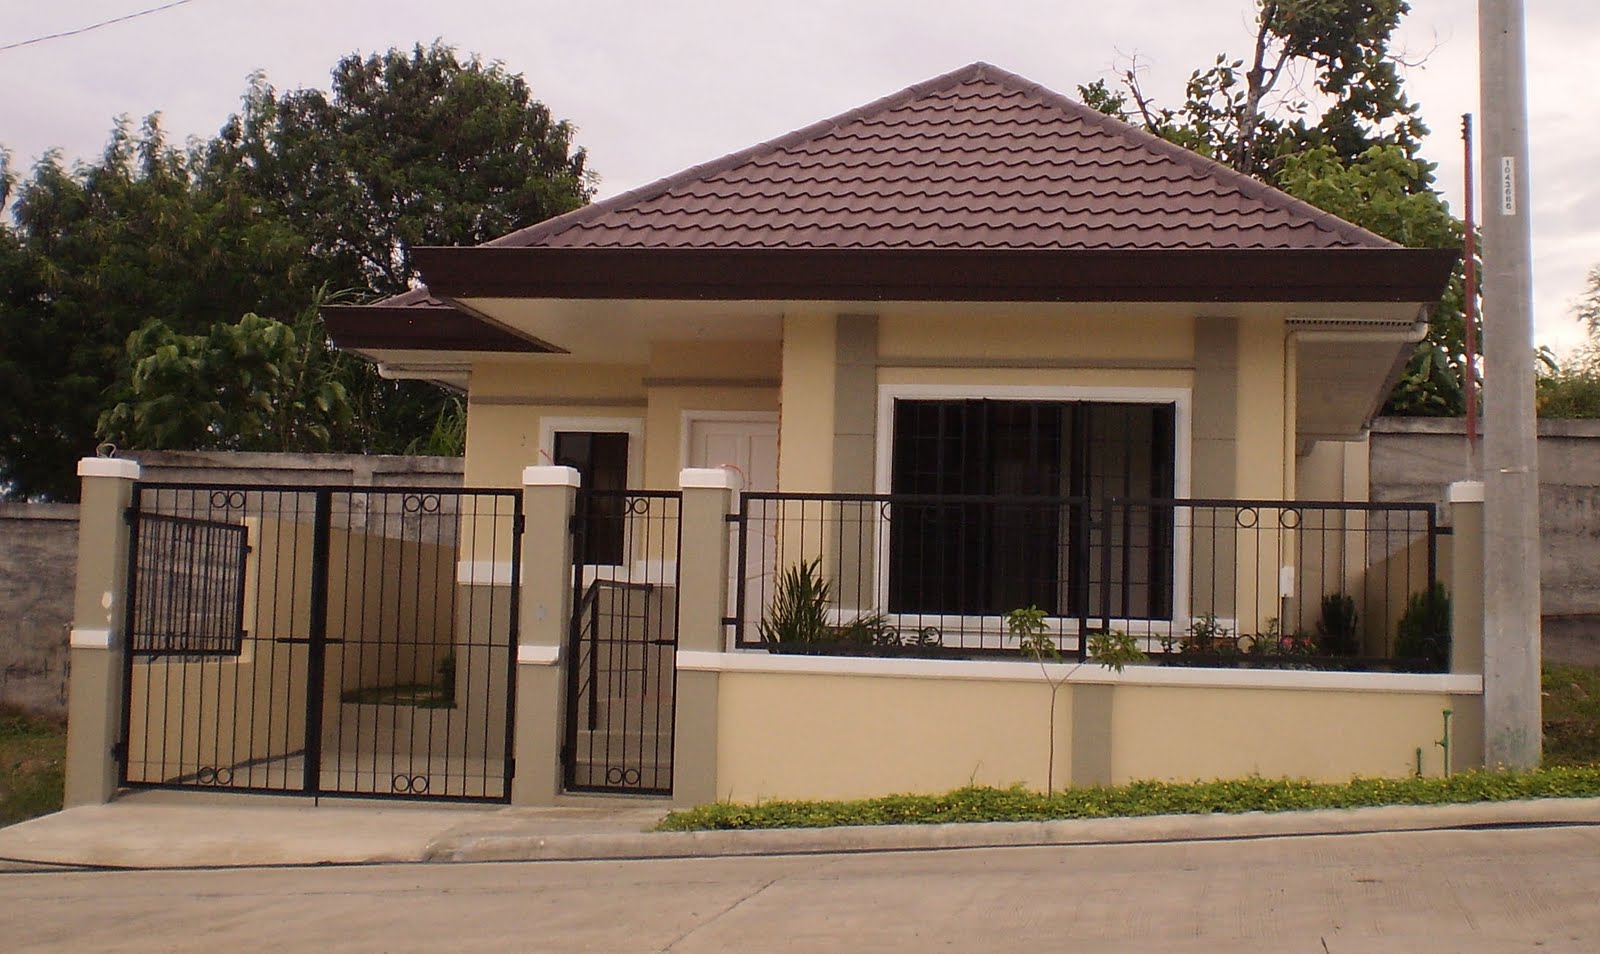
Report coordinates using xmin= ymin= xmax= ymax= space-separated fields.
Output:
xmin=888 ymin=399 xmax=1175 ymax=619
xmin=554 ymin=431 xmax=630 ymax=565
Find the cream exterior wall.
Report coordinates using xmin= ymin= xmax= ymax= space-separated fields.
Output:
xmin=778 ymin=313 xmax=837 ymax=492
xmin=715 ymin=670 xmax=1070 ymax=801
xmin=708 ymin=661 xmax=1480 ymax=802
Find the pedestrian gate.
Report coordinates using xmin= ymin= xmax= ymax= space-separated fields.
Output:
xmin=119 ymin=484 xmax=522 ymax=802
xmin=563 ymin=489 xmax=682 ymax=795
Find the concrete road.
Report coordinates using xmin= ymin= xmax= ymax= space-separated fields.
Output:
xmin=3 ymin=825 xmax=1598 ymax=953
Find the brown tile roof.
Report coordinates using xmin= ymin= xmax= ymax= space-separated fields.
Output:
xmin=486 ymin=61 xmax=1395 ymax=253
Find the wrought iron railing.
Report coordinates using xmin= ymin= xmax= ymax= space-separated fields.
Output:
xmin=730 ymin=493 xmax=1444 ymax=670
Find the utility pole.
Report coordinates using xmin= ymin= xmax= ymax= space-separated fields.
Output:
xmin=1478 ymin=0 xmax=1541 ymax=768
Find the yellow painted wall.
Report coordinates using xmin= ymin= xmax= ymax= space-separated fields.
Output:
xmin=1236 ymin=315 xmax=1292 ymax=498
xmin=711 ymin=667 xmax=1479 ymax=801
xmin=1109 ymin=684 xmax=1469 ymax=783
xmin=716 ymin=670 xmax=1070 ymax=801
xmin=778 ymin=313 xmax=836 ymax=492
xmin=877 ymin=309 xmax=1193 ymax=363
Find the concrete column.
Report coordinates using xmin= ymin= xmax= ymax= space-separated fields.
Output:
xmin=672 ymin=467 xmax=742 ymax=807
xmin=64 ymin=457 xmax=140 ymax=806
xmin=1448 ymin=481 xmax=1488 ymax=774
xmin=1448 ymin=482 xmax=1486 ymax=676
xmin=510 ymin=465 xmax=579 ymax=806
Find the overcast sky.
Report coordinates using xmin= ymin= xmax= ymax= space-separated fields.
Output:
xmin=2 ymin=1 xmax=1594 ymax=352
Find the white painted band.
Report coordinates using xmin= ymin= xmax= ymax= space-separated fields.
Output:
xmin=523 ymin=465 xmax=581 ymax=488
xmin=1448 ymin=481 xmax=1485 ymax=503
xmin=70 ymin=628 xmax=114 ymax=649
xmin=677 ymin=650 xmax=1483 ymax=695
xmin=76 ymin=458 xmax=141 ymax=480
xmin=517 ymin=644 xmax=561 ymax=666
xmin=679 ymin=467 xmax=742 ymax=491
xmin=456 ymin=560 xmax=519 ymax=585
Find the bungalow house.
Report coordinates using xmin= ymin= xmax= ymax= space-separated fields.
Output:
xmin=66 ymin=63 xmax=1483 ymax=810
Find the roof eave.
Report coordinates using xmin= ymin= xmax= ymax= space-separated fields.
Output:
xmin=414 ymin=246 xmax=1459 ymax=305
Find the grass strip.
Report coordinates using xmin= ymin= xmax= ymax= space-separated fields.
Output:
xmin=657 ymin=766 xmax=1600 ymax=832
xmin=0 ymin=705 xmax=66 ymax=828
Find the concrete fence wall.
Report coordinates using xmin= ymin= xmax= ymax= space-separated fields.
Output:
xmin=0 ymin=453 xmax=462 ymax=718
xmin=1369 ymin=418 xmax=1600 ymax=619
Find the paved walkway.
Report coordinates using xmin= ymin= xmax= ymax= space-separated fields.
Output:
xmin=2 ymin=789 xmax=1600 ymax=870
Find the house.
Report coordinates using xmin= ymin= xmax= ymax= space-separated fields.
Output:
xmin=66 ymin=63 xmax=1482 ymax=810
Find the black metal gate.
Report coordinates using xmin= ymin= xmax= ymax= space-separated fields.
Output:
xmin=119 ymin=483 xmax=522 ymax=802
xmin=563 ymin=490 xmax=681 ymax=795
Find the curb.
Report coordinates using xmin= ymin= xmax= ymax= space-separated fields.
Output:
xmin=423 ymin=796 xmax=1600 ymax=863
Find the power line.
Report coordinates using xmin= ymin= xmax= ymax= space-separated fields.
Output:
xmin=0 ymin=0 xmax=200 ymax=54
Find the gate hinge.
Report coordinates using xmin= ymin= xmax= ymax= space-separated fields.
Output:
xmin=110 ymin=740 xmax=126 ymax=762
xmin=505 ymin=758 xmax=516 ymax=780
xmin=122 ymin=506 xmax=138 ymax=526
xmin=559 ymin=744 xmax=572 ymax=768
xmin=512 ymin=513 xmax=526 ymax=535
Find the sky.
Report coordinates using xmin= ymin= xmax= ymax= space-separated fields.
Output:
xmin=1 ymin=0 xmax=1595 ymax=352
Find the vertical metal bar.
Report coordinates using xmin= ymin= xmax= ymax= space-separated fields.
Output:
xmin=302 ymin=489 xmax=333 ymax=796
xmin=117 ymin=484 xmax=144 ymax=784
xmin=502 ymin=493 xmax=522 ymax=800
xmin=733 ymin=495 xmax=750 ymax=646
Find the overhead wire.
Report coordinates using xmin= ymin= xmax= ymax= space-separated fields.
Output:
xmin=0 ymin=0 xmax=200 ymax=54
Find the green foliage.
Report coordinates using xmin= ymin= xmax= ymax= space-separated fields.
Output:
xmin=758 ymin=558 xmax=833 ymax=649
xmin=0 ymin=43 xmax=591 ymax=499
xmin=658 ymin=766 xmax=1600 ymax=832
xmin=1395 ymin=583 xmax=1451 ymax=669
xmin=0 ymin=705 xmax=65 ymax=827
xmin=98 ymin=299 xmax=354 ymax=452
xmin=1166 ymin=613 xmax=1236 ymax=654
xmin=1086 ymin=630 xmax=1148 ymax=672
xmin=1316 ymin=594 xmax=1360 ymax=654
xmin=1006 ymin=606 xmax=1055 ymax=660
xmin=1537 ymin=366 xmax=1600 ymax=419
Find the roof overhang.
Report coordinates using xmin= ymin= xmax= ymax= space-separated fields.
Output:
xmin=412 ymin=246 xmax=1459 ymax=304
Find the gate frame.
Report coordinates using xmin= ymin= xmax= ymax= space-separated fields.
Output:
xmin=116 ymin=481 xmax=524 ymax=804
xmin=561 ymin=488 xmax=683 ymax=796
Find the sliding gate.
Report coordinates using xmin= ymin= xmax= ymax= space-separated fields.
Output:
xmin=119 ymin=483 xmax=522 ymax=802
xmin=563 ymin=489 xmax=682 ymax=795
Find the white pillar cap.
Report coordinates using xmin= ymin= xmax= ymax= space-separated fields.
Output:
xmin=77 ymin=457 xmax=141 ymax=480
xmin=680 ymin=467 xmax=743 ymax=491
xmin=522 ymin=465 xmax=581 ymax=488
xmin=1447 ymin=481 xmax=1485 ymax=503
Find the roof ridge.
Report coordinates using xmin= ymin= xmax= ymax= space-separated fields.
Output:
xmin=961 ymin=62 xmax=1397 ymax=250
xmin=487 ymin=63 xmax=996 ymax=248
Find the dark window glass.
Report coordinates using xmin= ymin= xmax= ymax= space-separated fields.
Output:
xmin=888 ymin=400 xmax=1175 ymax=618
xmin=555 ymin=431 xmax=630 ymax=564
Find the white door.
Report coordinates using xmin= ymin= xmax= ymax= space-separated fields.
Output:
xmin=686 ymin=416 xmax=778 ymax=642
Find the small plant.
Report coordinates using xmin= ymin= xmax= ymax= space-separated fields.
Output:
xmin=1178 ymin=613 xmax=1235 ymax=654
xmin=1316 ymin=593 xmax=1360 ymax=655
xmin=759 ymin=558 xmax=833 ymax=649
xmin=1086 ymin=630 xmax=1148 ymax=672
xmin=1396 ymin=583 xmax=1451 ymax=670
xmin=1006 ymin=606 xmax=1055 ymax=660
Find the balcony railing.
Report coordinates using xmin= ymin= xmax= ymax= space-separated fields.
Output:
xmin=729 ymin=493 xmax=1445 ymax=671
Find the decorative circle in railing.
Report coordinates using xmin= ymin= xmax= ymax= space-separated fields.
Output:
xmin=605 ymin=766 xmax=643 ymax=786
xmin=1235 ymin=506 xmax=1259 ymax=529
xmin=402 ymin=493 xmax=442 ymax=515
xmin=625 ymin=496 xmax=651 ymax=516
xmin=391 ymin=773 xmax=431 ymax=794
xmin=1278 ymin=508 xmax=1302 ymax=529
xmin=195 ymin=766 xmax=233 ymax=785
xmin=209 ymin=490 xmax=247 ymax=510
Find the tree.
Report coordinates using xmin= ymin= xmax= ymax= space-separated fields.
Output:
xmin=206 ymin=43 xmax=592 ymax=298
xmin=1093 ymin=0 xmax=1429 ymax=187
xmin=98 ymin=298 xmax=354 ymax=453
xmin=1082 ymin=0 xmax=1465 ymax=415
xmin=0 ymin=44 xmax=592 ymax=499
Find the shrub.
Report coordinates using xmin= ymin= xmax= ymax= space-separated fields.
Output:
xmin=1396 ymin=583 xmax=1451 ymax=669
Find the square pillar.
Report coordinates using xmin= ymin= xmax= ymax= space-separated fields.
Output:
xmin=64 ymin=457 xmax=140 ymax=806
xmin=510 ymin=465 xmax=579 ymax=806
xmin=1447 ymin=480 xmax=1487 ymax=773
xmin=672 ymin=467 xmax=741 ymax=807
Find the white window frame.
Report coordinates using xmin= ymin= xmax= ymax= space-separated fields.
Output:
xmin=870 ymin=383 xmax=1194 ymax=647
